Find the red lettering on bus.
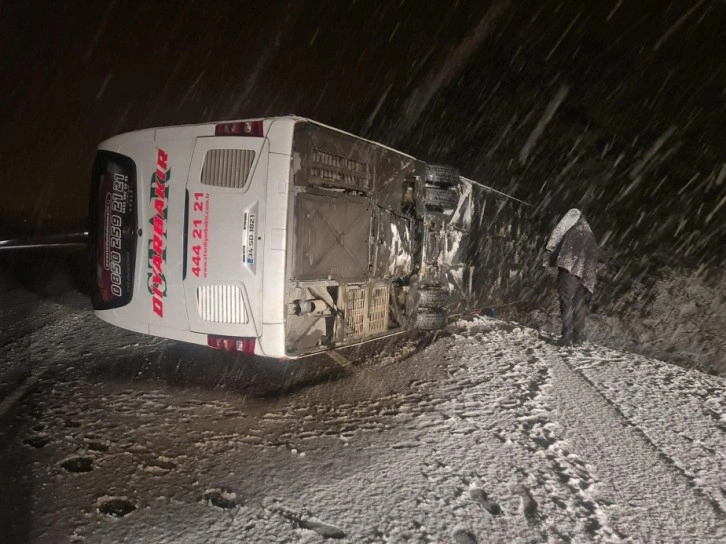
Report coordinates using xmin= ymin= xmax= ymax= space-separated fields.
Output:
xmin=153 ymin=215 xmax=164 ymax=236
xmin=152 ymin=254 xmax=163 ymax=274
xmin=157 ymin=149 xmax=168 ymax=171
xmin=148 ymin=148 xmax=170 ymax=317
xmin=154 ymin=197 xmax=165 ymax=218
xmin=152 ymin=283 xmax=164 ymax=299
xmin=152 ymin=296 xmax=164 ymax=317
xmin=155 ymin=180 xmax=166 ymax=200
xmin=152 ymin=234 xmax=163 ymax=256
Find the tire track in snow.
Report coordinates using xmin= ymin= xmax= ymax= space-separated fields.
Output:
xmin=545 ymin=346 xmax=726 ymax=541
xmin=569 ymin=347 xmax=726 ymax=515
xmin=429 ymin=327 xmax=624 ymax=541
xmin=492 ymin=341 xmax=623 ymax=541
xmin=448 ymin=322 xmax=726 ymax=541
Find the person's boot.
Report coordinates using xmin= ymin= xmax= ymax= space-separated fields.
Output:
xmin=556 ymin=335 xmax=573 ymax=347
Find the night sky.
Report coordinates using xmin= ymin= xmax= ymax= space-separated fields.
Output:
xmin=1 ymin=0 xmax=724 ymax=263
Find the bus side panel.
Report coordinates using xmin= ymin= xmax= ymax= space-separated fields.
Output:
xmin=258 ymin=119 xmax=296 ymax=358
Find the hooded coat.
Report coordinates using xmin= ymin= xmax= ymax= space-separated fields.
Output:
xmin=545 ymin=209 xmax=599 ymax=293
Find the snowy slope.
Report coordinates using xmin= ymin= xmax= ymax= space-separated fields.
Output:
xmin=527 ymin=265 xmax=726 ymax=375
xmin=1 ymin=280 xmax=725 ymax=542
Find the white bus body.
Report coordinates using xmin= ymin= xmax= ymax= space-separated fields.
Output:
xmin=90 ymin=115 xmax=522 ymax=359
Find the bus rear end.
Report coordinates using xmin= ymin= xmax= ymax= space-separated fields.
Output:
xmin=89 ymin=118 xmax=297 ymax=358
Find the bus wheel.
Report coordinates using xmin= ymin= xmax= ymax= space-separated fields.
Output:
xmin=425 ymin=187 xmax=458 ymax=212
xmin=418 ymin=287 xmax=450 ymax=308
xmin=424 ymin=164 xmax=460 ymax=186
xmin=415 ymin=309 xmax=448 ymax=330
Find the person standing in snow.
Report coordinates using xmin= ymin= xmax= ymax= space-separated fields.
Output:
xmin=543 ymin=208 xmax=599 ymax=346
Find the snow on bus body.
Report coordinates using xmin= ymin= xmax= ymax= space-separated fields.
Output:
xmin=90 ymin=116 xmax=298 ymax=358
xmin=90 ymin=115 xmax=531 ymax=360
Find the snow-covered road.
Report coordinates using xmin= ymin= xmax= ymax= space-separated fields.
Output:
xmin=1 ymin=270 xmax=725 ymax=543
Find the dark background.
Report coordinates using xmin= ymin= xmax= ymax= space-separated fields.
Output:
xmin=1 ymin=0 xmax=724 ymax=264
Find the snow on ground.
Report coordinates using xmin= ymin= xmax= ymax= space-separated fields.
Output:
xmin=526 ymin=265 xmax=726 ymax=375
xmin=1 ymin=272 xmax=726 ymax=544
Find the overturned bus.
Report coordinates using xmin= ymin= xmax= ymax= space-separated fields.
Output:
xmin=90 ymin=115 xmax=533 ymax=359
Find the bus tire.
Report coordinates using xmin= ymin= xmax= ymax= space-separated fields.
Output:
xmin=424 ymin=164 xmax=460 ymax=186
xmin=415 ymin=309 xmax=448 ymax=331
xmin=425 ymin=187 xmax=458 ymax=211
xmin=418 ymin=287 xmax=450 ymax=308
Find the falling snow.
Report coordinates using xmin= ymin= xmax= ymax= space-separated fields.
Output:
xmin=1 ymin=1 xmax=725 ymax=541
